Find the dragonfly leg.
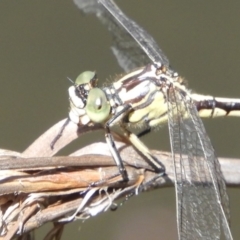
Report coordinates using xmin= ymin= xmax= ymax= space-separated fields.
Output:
xmin=50 ymin=118 xmax=71 ymax=149
xmin=105 ymin=126 xmax=129 ymax=181
xmin=105 ymin=104 xmax=133 ymax=182
xmin=121 ymin=126 xmax=165 ymax=175
xmin=137 ymin=127 xmax=152 ymax=138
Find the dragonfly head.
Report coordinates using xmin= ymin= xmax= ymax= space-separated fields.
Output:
xmin=68 ymin=71 xmax=111 ymax=125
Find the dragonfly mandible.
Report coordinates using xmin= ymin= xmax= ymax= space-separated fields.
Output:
xmin=58 ymin=0 xmax=240 ymax=239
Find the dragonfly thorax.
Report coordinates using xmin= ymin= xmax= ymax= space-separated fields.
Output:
xmin=107 ymin=64 xmax=185 ymax=128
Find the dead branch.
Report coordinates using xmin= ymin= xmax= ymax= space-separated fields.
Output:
xmin=0 ymin=119 xmax=239 ymax=239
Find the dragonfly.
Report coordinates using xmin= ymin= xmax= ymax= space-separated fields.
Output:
xmin=62 ymin=0 xmax=240 ymax=239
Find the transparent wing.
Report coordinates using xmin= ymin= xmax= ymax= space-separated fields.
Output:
xmin=73 ymin=0 xmax=169 ymax=72
xmin=167 ymin=88 xmax=232 ymax=240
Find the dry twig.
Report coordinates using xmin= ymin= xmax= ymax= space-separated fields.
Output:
xmin=0 ymin=119 xmax=239 ymax=239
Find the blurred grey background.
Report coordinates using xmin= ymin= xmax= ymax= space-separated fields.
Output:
xmin=0 ymin=0 xmax=239 ymax=239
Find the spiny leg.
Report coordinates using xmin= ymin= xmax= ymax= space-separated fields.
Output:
xmin=105 ymin=104 xmax=133 ymax=182
xmin=50 ymin=118 xmax=70 ymax=149
xmin=137 ymin=127 xmax=152 ymax=138
xmin=105 ymin=126 xmax=128 ymax=181
xmin=105 ymin=101 xmax=165 ymax=179
xmin=121 ymin=126 xmax=165 ymax=175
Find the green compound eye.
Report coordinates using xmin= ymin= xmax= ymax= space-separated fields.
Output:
xmin=86 ymin=88 xmax=111 ymax=123
xmin=75 ymin=71 xmax=96 ymax=85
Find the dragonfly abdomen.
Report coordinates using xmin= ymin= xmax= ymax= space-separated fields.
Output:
xmin=192 ymin=93 xmax=240 ymax=117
